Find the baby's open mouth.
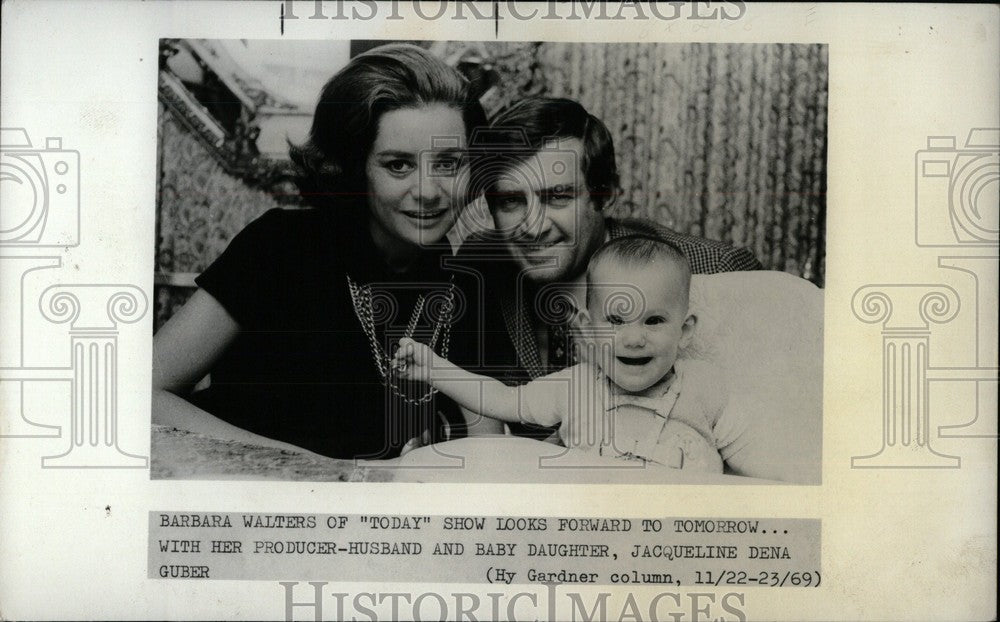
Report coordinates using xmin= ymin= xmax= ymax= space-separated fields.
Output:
xmin=616 ymin=356 xmax=653 ymax=366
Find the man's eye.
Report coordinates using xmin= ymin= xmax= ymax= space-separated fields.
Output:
xmin=645 ymin=316 xmax=667 ymax=326
xmin=496 ymin=195 xmax=527 ymax=212
xmin=384 ymin=160 xmax=416 ymax=175
xmin=431 ymin=158 xmax=460 ymax=175
xmin=544 ymin=192 xmax=575 ymax=206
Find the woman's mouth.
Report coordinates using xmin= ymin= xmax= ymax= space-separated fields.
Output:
xmin=616 ymin=356 xmax=653 ymax=366
xmin=401 ymin=209 xmax=448 ymax=221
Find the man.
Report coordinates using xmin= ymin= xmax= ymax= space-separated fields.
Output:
xmin=451 ymin=97 xmax=762 ymax=437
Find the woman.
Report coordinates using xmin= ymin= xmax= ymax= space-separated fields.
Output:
xmin=152 ymin=44 xmax=488 ymax=459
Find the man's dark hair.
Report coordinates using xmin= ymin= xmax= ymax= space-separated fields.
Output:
xmin=477 ymin=97 xmax=620 ymax=211
xmin=585 ymin=234 xmax=692 ymax=309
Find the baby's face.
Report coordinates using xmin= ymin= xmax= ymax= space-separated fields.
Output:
xmin=583 ymin=260 xmax=695 ymax=393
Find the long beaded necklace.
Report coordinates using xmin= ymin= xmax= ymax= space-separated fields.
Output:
xmin=346 ymin=274 xmax=455 ymax=404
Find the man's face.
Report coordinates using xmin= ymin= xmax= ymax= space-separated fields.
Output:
xmin=583 ymin=259 xmax=695 ymax=393
xmin=490 ymin=138 xmax=606 ymax=283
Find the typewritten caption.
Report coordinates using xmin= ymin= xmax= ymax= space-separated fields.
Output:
xmin=148 ymin=512 xmax=820 ymax=585
xmin=149 ymin=512 xmax=820 ymax=585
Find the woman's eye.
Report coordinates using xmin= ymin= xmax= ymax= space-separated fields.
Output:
xmin=605 ymin=315 xmax=624 ymax=325
xmin=385 ymin=160 xmax=415 ymax=175
xmin=645 ymin=316 xmax=666 ymax=326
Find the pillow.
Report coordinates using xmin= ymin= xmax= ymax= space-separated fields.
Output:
xmin=684 ymin=271 xmax=823 ymax=484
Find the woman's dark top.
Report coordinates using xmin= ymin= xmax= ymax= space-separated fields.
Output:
xmin=190 ymin=206 xmax=467 ymax=459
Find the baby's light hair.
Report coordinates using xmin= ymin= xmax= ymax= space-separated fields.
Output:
xmin=585 ymin=234 xmax=692 ymax=310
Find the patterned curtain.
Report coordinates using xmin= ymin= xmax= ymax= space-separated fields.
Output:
xmin=478 ymin=42 xmax=828 ymax=286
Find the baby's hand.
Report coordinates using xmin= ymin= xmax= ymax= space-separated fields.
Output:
xmin=392 ymin=337 xmax=437 ymax=384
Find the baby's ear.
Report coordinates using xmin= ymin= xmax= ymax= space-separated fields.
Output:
xmin=680 ymin=313 xmax=697 ymax=348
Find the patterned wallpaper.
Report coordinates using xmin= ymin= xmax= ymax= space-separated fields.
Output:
xmin=474 ymin=42 xmax=828 ymax=285
xmin=155 ymin=101 xmax=281 ymax=329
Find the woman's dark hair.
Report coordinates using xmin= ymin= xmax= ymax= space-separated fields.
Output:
xmin=480 ymin=97 xmax=620 ymax=211
xmin=289 ymin=43 xmax=487 ymax=207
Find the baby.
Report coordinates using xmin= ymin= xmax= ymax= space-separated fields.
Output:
xmin=394 ymin=234 xmax=726 ymax=473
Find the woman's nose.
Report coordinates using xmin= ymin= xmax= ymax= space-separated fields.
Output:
xmin=416 ymin=175 xmax=444 ymax=205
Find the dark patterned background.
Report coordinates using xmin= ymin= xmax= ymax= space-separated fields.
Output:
xmin=155 ymin=41 xmax=827 ymax=330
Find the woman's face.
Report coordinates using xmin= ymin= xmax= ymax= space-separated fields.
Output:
xmin=365 ymin=104 xmax=470 ymax=250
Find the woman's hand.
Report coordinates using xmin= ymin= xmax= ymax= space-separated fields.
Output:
xmin=392 ymin=337 xmax=438 ymax=384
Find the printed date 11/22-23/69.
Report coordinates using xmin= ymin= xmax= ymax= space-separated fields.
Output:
xmin=693 ymin=571 xmax=821 ymax=587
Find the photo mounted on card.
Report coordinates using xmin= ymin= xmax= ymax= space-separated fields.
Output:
xmin=151 ymin=38 xmax=826 ymax=485
xmin=3 ymin=3 xmax=997 ymax=621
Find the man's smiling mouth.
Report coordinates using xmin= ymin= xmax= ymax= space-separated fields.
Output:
xmin=522 ymin=240 xmax=563 ymax=253
xmin=617 ymin=356 xmax=653 ymax=366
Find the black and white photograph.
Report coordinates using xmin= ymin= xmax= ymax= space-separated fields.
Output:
xmin=151 ymin=38 xmax=827 ymax=484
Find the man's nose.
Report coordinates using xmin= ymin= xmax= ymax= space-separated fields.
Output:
xmin=518 ymin=196 xmax=552 ymax=238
